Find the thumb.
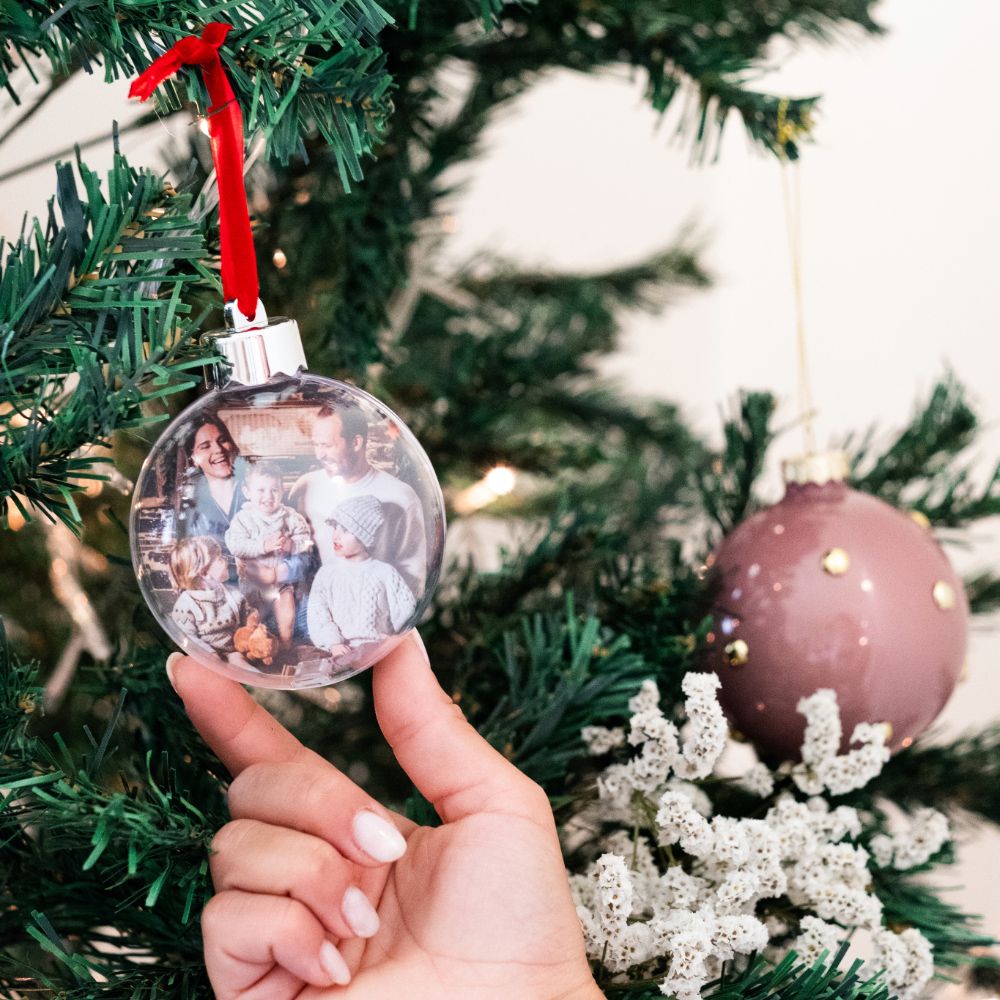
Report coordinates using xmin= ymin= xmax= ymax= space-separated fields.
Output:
xmin=372 ymin=632 xmax=543 ymax=824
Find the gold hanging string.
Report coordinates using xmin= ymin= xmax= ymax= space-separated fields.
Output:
xmin=776 ymin=99 xmax=817 ymax=456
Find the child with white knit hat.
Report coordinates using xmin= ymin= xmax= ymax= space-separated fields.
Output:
xmin=306 ymin=494 xmax=417 ymax=661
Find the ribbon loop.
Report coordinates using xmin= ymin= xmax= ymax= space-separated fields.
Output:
xmin=129 ymin=23 xmax=259 ymax=321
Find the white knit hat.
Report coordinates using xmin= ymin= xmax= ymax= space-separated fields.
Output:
xmin=327 ymin=494 xmax=384 ymax=551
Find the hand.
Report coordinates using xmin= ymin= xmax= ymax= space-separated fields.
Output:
xmin=279 ymin=533 xmax=295 ymax=555
xmin=166 ymin=634 xmax=602 ymax=1000
xmin=264 ymin=532 xmax=287 ymax=554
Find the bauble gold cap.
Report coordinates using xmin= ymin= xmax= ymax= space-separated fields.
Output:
xmin=782 ymin=450 xmax=850 ymax=486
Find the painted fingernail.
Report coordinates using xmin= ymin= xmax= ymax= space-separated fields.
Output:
xmin=352 ymin=810 xmax=407 ymax=862
xmin=165 ymin=652 xmax=183 ymax=690
xmin=342 ymin=886 xmax=380 ymax=938
xmin=319 ymin=940 xmax=351 ymax=986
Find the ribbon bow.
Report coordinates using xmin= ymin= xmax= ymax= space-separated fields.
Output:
xmin=130 ymin=23 xmax=260 ymax=321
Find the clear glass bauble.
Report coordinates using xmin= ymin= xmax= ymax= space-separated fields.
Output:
xmin=131 ymin=372 xmax=446 ymax=689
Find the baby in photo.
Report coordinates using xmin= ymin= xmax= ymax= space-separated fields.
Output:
xmin=224 ymin=461 xmax=314 ymax=649
xmin=169 ymin=536 xmax=251 ymax=668
xmin=307 ymin=494 xmax=416 ymax=662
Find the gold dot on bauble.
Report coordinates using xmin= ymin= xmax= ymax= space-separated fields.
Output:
xmin=881 ymin=721 xmax=894 ymax=743
xmin=821 ymin=547 xmax=850 ymax=576
xmin=724 ymin=639 xmax=749 ymax=667
xmin=909 ymin=510 xmax=931 ymax=530
xmin=932 ymin=580 xmax=956 ymax=611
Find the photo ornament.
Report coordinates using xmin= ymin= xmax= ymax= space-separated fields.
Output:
xmin=131 ymin=374 xmax=446 ymax=688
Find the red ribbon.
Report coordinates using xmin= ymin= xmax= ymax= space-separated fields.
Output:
xmin=130 ymin=23 xmax=259 ymax=321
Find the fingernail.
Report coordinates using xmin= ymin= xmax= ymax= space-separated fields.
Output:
xmin=319 ymin=940 xmax=351 ymax=986
xmin=342 ymin=886 xmax=380 ymax=938
xmin=165 ymin=652 xmax=183 ymax=690
xmin=353 ymin=810 xmax=407 ymax=862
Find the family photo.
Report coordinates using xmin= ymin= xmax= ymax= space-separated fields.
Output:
xmin=132 ymin=378 xmax=442 ymax=685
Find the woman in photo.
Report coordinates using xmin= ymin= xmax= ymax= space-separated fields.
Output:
xmin=181 ymin=413 xmax=247 ymax=543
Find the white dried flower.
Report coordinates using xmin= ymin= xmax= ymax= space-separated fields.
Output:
xmin=659 ymin=922 xmax=713 ymax=1000
xmin=739 ymin=761 xmax=775 ymax=798
xmin=869 ymin=833 xmax=895 ymax=868
xmin=871 ymin=927 xmax=934 ymax=1000
xmin=792 ymin=694 xmax=890 ymax=796
xmin=712 ymin=913 xmax=769 ymax=958
xmin=667 ymin=779 xmax=714 ymax=817
xmin=596 ymin=762 xmax=634 ymax=808
xmin=874 ymin=808 xmax=950 ymax=871
xmin=574 ymin=677 xmax=939 ymax=1000
xmin=674 ymin=673 xmax=728 ymax=780
xmin=655 ymin=867 xmax=711 ymax=913
xmin=595 ymin=853 xmax=634 ymax=924
xmin=792 ymin=915 xmax=846 ymax=966
xmin=657 ymin=790 xmax=714 ymax=857
xmin=581 ymin=725 xmax=626 ymax=755
xmin=798 ymin=689 xmax=842 ymax=765
xmin=629 ymin=679 xmax=662 ymax=715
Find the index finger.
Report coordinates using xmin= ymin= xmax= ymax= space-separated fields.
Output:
xmin=166 ymin=652 xmax=317 ymax=776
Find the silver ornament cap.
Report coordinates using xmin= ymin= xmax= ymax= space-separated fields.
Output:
xmin=203 ymin=298 xmax=307 ymax=387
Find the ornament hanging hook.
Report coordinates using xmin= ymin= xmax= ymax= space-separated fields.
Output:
xmin=776 ymin=98 xmax=818 ymax=457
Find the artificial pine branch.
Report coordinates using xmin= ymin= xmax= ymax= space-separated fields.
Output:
xmin=696 ymin=391 xmax=777 ymax=535
xmin=0 ymin=636 xmax=223 ymax=992
xmin=847 ymin=376 xmax=1000 ymax=528
xmin=0 ymin=150 xmax=213 ymax=531
xmin=864 ymin=725 xmax=1000 ymax=827
xmin=1 ymin=1 xmax=394 ymax=172
xmin=872 ymin=867 xmax=998 ymax=975
xmin=471 ymin=599 xmax=653 ymax=786
xmin=597 ymin=944 xmax=891 ymax=1000
xmin=385 ymin=243 xmax=711 ymax=483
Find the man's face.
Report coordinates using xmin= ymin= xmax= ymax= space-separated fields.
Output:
xmin=191 ymin=423 xmax=236 ymax=479
xmin=244 ymin=475 xmax=282 ymax=516
xmin=312 ymin=414 xmax=362 ymax=476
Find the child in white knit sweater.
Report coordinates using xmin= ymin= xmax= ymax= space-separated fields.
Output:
xmin=307 ymin=494 xmax=416 ymax=662
xmin=225 ymin=461 xmax=314 ymax=648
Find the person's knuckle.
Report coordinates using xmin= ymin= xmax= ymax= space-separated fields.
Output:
xmin=275 ymin=895 xmax=311 ymax=935
xmin=298 ymin=768 xmax=336 ymax=816
xmin=210 ymin=819 xmax=250 ymax=858
xmin=304 ymin=838 xmax=341 ymax=883
xmin=226 ymin=763 xmax=266 ymax=814
xmin=200 ymin=891 xmax=234 ymax=938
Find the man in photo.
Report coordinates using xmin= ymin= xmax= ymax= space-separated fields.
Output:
xmin=290 ymin=405 xmax=426 ymax=597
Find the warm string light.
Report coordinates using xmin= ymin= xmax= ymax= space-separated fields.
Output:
xmin=453 ymin=465 xmax=518 ymax=514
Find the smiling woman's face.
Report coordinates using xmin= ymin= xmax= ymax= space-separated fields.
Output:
xmin=191 ymin=422 xmax=236 ymax=479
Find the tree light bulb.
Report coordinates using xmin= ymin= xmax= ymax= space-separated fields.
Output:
xmin=484 ymin=465 xmax=516 ymax=496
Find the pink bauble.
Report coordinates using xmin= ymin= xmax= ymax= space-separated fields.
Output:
xmin=704 ymin=457 xmax=968 ymax=762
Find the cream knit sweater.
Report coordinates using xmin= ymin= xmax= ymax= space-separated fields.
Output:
xmin=307 ymin=557 xmax=416 ymax=649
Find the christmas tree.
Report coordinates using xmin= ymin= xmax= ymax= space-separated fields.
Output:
xmin=2 ymin=2 xmax=1000 ymax=997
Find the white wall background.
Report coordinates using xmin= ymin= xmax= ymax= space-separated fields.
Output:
xmin=2 ymin=0 xmax=998 ymax=973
